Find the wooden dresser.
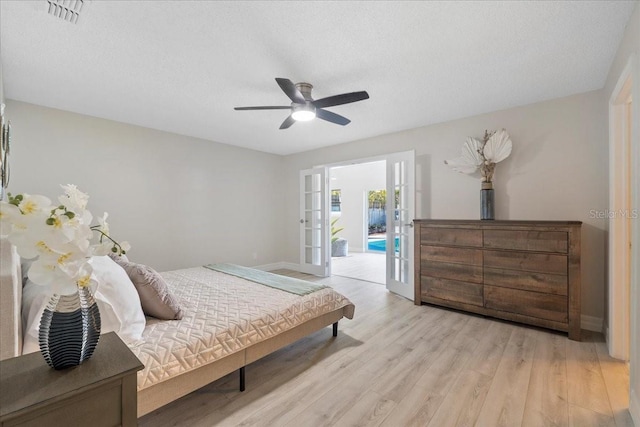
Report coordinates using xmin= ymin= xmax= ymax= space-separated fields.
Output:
xmin=414 ymin=220 xmax=582 ymax=340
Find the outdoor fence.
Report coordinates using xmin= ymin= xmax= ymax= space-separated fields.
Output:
xmin=368 ymin=207 xmax=386 ymax=233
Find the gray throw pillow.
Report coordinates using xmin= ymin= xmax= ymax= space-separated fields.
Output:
xmin=109 ymin=253 xmax=183 ymax=320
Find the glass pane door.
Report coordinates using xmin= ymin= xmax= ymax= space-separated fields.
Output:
xmin=386 ymin=151 xmax=415 ymax=299
xmin=299 ymin=167 xmax=329 ymax=276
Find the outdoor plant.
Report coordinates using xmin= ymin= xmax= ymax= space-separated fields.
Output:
xmin=331 ymin=217 xmax=344 ymax=243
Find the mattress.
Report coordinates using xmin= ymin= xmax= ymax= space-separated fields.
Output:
xmin=131 ymin=267 xmax=354 ymax=391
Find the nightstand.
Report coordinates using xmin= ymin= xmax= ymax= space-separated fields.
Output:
xmin=0 ymin=332 xmax=143 ymax=427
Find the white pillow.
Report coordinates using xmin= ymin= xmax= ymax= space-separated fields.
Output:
xmin=90 ymin=255 xmax=146 ymax=344
xmin=21 ymin=256 xmax=146 ymax=354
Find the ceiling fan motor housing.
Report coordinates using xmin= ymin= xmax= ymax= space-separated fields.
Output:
xmin=295 ymin=82 xmax=314 ymax=101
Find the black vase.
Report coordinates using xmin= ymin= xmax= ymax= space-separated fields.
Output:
xmin=39 ymin=287 xmax=101 ymax=370
xmin=480 ymin=188 xmax=495 ymax=220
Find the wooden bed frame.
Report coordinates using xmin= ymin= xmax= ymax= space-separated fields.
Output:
xmin=0 ymin=239 xmax=350 ymax=417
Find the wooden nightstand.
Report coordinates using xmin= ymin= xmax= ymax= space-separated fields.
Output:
xmin=0 ymin=332 xmax=143 ymax=427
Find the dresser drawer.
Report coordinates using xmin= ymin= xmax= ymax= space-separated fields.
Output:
xmin=421 ymin=260 xmax=483 ymax=284
xmin=484 ymin=267 xmax=567 ymax=295
xmin=484 ymin=285 xmax=568 ymax=322
xmin=420 ymin=228 xmax=482 ymax=247
xmin=484 ymin=250 xmax=567 ymax=275
xmin=421 ymin=276 xmax=483 ymax=306
xmin=420 ymin=245 xmax=482 ymax=266
xmin=483 ymin=230 xmax=568 ymax=253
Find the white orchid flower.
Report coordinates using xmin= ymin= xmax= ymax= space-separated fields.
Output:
xmin=0 ymin=202 xmax=21 ymax=236
xmin=96 ymin=212 xmax=110 ymax=235
xmin=76 ymin=262 xmax=98 ymax=292
xmin=59 ymin=184 xmax=89 ymax=212
xmin=5 ymin=186 xmax=130 ymax=295
xmin=92 ymin=240 xmax=115 ymax=256
xmin=39 ymin=213 xmax=91 ymax=255
xmin=7 ymin=215 xmax=53 ymax=259
xmin=18 ymin=194 xmax=52 ymax=216
xmin=119 ymin=241 xmax=131 ymax=253
xmin=78 ymin=208 xmax=93 ymax=227
xmin=29 ymin=242 xmax=93 ymax=293
xmin=28 ymin=255 xmax=79 ymax=295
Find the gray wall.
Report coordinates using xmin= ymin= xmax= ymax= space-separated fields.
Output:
xmin=282 ymin=90 xmax=608 ymax=324
xmin=4 ymin=100 xmax=285 ymax=271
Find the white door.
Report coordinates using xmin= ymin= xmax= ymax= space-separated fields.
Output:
xmin=299 ymin=167 xmax=330 ymax=276
xmin=386 ymin=151 xmax=415 ymax=300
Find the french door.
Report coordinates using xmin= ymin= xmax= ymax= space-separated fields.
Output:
xmin=385 ymin=151 xmax=415 ymax=300
xmin=299 ymin=167 xmax=330 ymax=276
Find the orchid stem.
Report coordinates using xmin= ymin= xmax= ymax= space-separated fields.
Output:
xmin=90 ymin=226 xmax=124 ymax=254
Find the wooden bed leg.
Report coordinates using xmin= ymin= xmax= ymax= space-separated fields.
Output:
xmin=239 ymin=366 xmax=245 ymax=392
xmin=332 ymin=322 xmax=338 ymax=337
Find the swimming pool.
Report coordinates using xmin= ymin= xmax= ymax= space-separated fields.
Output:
xmin=368 ymin=237 xmax=399 ymax=252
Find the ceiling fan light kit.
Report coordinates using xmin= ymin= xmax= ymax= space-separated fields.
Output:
xmin=291 ymin=103 xmax=316 ymax=122
xmin=234 ymin=78 xmax=369 ymax=129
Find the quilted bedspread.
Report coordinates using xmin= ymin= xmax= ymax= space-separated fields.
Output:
xmin=130 ymin=267 xmax=355 ymax=391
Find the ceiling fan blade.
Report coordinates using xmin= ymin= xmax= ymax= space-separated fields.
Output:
xmin=279 ymin=115 xmax=296 ymax=129
xmin=316 ymin=109 xmax=351 ymax=126
xmin=312 ymin=91 xmax=369 ymax=109
xmin=234 ymin=106 xmax=291 ymax=110
xmin=276 ymin=78 xmax=306 ymax=104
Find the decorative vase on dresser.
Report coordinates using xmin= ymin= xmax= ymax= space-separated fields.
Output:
xmin=413 ymin=219 xmax=582 ymax=340
xmin=480 ymin=182 xmax=495 ymax=220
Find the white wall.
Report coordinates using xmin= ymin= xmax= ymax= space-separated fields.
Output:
xmin=330 ymin=161 xmax=386 ymax=252
xmin=282 ymin=90 xmax=608 ymax=324
xmin=4 ymin=100 xmax=284 ymax=271
xmin=603 ymin=3 xmax=640 ymax=423
xmin=0 ymin=59 xmax=4 ymax=111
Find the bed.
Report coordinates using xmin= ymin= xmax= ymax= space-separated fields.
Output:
xmin=0 ymin=238 xmax=355 ymax=417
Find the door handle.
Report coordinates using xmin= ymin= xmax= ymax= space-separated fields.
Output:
xmin=403 ymin=222 xmax=414 ymax=228
xmin=299 ymin=219 xmax=308 ymax=224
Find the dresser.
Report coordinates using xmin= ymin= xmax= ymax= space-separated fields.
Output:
xmin=414 ymin=220 xmax=582 ymax=340
xmin=0 ymin=332 xmax=143 ymax=427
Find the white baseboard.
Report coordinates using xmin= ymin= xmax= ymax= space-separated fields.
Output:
xmin=253 ymin=262 xmax=300 ymax=272
xmin=581 ymin=315 xmax=604 ymax=333
xmin=630 ymin=388 xmax=639 ymax=426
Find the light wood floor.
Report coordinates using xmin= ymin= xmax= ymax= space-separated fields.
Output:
xmin=331 ymin=251 xmax=386 ymax=285
xmin=139 ymin=271 xmax=633 ymax=427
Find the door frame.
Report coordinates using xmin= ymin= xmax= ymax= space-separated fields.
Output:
xmin=608 ymin=56 xmax=635 ymax=360
xmin=384 ymin=150 xmax=416 ymax=300
xmin=320 ymin=150 xmax=416 ymax=296
xmin=299 ymin=167 xmax=330 ymax=277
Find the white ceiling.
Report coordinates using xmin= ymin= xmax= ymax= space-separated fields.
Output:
xmin=0 ymin=1 xmax=636 ymax=155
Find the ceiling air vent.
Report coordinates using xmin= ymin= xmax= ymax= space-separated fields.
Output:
xmin=46 ymin=0 xmax=85 ymax=24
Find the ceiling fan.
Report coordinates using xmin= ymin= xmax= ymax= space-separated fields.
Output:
xmin=234 ymin=78 xmax=369 ymax=129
